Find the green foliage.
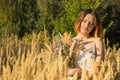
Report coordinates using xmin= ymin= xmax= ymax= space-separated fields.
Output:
xmin=37 ymin=0 xmax=64 ymax=37
xmin=0 ymin=0 xmax=120 ymax=47
xmin=0 ymin=0 xmax=12 ymax=37
xmin=81 ymin=0 xmax=102 ymax=9
xmin=52 ymin=0 xmax=80 ymax=35
xmin=0 ymin=13 xmax=7 ymax=36
xmin=98 ymin=4 xmax=120 ymax=48
xmin=53 ymin=0 xmax=102 ymax=36
xmin=13 ymin=0 xmax=40 ymax=38
xmin=0 ymin=0 xmax=40 ymax=38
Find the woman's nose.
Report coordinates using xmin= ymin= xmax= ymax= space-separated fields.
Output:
xmin=85 ymin=22 xmax=89 ymax=28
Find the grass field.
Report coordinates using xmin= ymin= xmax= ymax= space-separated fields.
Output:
xmin=0 ymin=33 xmax=119 ymax=80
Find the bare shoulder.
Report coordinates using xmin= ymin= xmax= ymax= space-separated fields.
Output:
xmin=93 ymin=37 xmax=104 ymax=55
xmin=93 ymin=37 xmax=104 ymax=52
xmin=94 ymin=37 xmax=103 ymax=41
xmin=93 ymin=38 xmax=103 ymax=44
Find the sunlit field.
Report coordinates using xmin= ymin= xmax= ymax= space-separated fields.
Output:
xmin=0 ymin=32 xmax=119 ymax=80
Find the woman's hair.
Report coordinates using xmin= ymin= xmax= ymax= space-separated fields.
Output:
xmin=74 ymin=9 xmax=103 ymax=38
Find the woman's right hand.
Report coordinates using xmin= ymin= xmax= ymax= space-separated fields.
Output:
xmin=67 ymin=68 xmax=82 ymax=78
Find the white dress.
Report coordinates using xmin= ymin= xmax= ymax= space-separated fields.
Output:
xmin=76 ymin=45 xmax=96 ymax=71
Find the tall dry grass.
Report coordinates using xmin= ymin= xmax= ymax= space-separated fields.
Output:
xmin=0 ymin=32 xmax=120 ymax=80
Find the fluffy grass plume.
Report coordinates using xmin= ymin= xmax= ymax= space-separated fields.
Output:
xmin=0 ymin=32 xmax=120 ymax=80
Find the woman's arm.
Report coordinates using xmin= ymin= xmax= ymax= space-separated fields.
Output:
xmin=95 ymin=38 xmax=104 ymax=64
xmin=88 ymin=38 xmax=104 ymax=79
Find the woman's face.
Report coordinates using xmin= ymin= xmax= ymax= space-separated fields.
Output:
xmin=80 ymin=14 xmax=95 ymax=36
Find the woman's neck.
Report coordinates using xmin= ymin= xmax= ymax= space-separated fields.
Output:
xmin=77 ymin=33 xmax=90 ymax=40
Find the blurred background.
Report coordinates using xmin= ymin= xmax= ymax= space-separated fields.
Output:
xmin=0 ymin=0 xmax=120 ymax=48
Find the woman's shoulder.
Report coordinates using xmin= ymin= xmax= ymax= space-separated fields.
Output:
xmin=71 ymin=36 xmax=80 ymax=42
xmin=92 ymin=37 xmax=103 ymax=47
xmin=93 ymin=37 xmax=103 ymax=42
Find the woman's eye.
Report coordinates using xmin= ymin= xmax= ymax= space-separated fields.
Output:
xmin=82 ymin=20 xmax=94 ymax=26
xmin=89 ymin=22 xmax=94 ymax=25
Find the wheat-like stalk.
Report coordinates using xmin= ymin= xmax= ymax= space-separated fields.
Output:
xmin=0 ymin=33 xmax=119 ymax=80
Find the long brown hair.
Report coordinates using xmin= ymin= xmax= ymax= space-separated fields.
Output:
xmin=74 ymin=9 xmax=103 ymax=38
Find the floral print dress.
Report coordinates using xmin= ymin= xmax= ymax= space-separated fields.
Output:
xmin=76 ymin=45 xmax=96 ymax=71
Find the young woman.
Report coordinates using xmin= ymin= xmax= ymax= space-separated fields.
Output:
xmin=67 ymin=9 xmax=104 ymax=79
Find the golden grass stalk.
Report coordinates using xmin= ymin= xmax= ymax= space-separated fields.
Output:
xmin=0 ymin=33 xmax=120 ymax=80
xmin=81 ymin=60 xmax=89 ymax=80
xmin=59 ymin=32 xmax=71 ymax=46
